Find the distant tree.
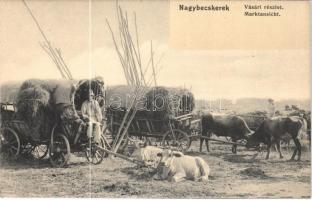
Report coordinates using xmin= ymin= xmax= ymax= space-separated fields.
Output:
xmin=268 ymin=98 xmax=274 ymax=104
xmin=285 ymin=105 xmax=290 ymax=111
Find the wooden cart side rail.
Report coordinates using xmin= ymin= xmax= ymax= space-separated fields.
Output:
xmin=1 ymin=120 xmax=30 ymax=136
xmin=174 ymin=113 xmax=194 ymax=121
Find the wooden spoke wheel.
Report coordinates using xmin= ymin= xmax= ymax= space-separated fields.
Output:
xmin=20 ymin=143 xmax=34 ymax=156
xmin=85 ymin=137 xmax=106 ymax=165
xmin=161 ymin=129 xmax=190 ymax=152
xmin=49 ymin=134 xmax=70 ymax=167
xmin=31 ymin=144 xmax=49 ymax=160
xmin=0 ymin=127 xmax=21 ymax=159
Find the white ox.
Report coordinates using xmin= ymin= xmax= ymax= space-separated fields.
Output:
xmin=153 ymin=149 xmax=210 ymax=182
xmin=131 ymin=145 xmax=163 ymax=168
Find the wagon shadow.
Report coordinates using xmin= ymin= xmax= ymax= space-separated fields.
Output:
xmin=185 ymin=150 xmax=233 ymax=157
xmin=269 ymin=159 xmax=311 ymax=164
xmin=184 ymin=151 xmax=209 ymax=156
xmin=0 ymin=157 xmax=89 ymax=169
xmin=0 ymin=157 xmax=52 ymax=169
xmin=222 ymin=153 xmax=262 ymax=163
xmin=120 ymin=166 xmax=155 ymax=181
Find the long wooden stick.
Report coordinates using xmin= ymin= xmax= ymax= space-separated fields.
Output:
xmin=107 ymin=4 xmax=163 ymax=155
xmin=23 ymin=0 xmax=72 ymax=80
xmin=97 ymin=146 xmax=145 ymax=167
xmin=151 ymin=41 xmax=157 ymax=86
xmin=190 ymin=135 xmax=246 ymax=147
xmin=40 ymin=42 xmax=66 ymax=79
xmin=113 ymin=88 xmax=143 ymax=152
xmin=111 ymin=86 xmax=139 ymax=151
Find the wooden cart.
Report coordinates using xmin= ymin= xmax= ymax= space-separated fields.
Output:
xmin=0 ymin=79 xmax=106 ymax=167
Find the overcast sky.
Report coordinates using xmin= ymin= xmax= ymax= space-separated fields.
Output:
xmin=0 ymin=0 xmax=310 ymax=100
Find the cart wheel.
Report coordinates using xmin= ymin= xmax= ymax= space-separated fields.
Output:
xmin=20 ymin=143 xmax=34 ymax=157
xmin=161 ymin=129 xmax=190 ymax=152
xmin=0 ymin=127 xmax=21 ymax=159
xmin=49 ymin=134 xmax=70 ymax=167
xmin=32 ymin=144 xmax=49 ymax=160
xmin=85 ymin=137 xmax=106 ymax=165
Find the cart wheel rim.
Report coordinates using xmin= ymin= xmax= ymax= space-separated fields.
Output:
xmin=49 ymin=134 xmax=70 ymax=167
xmin=161 ymin=129 xmax=190 ymax=152
xmin=0 ymin=127 xmax=21 ymax=158
xmin=85 ymin=138 xmax=105 ymax=164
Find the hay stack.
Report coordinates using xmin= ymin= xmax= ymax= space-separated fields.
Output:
xmin=16 ymin=81 xmax=54 ymax=140
xmin=145 ymin=86 xmax=195 ymax=118
xmin=17 ymin=86 xmax=50 ymax=118
xmin=106 ymin=85 xmax=195 ymax=126
xmin=13 ymin=78 xmax=105 ymax=140
xmin=105 ymin=85 xmax=148 ymax=110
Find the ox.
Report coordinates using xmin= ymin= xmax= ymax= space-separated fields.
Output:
xmin=131 ymin=145 xmax=163 ymax=168
xmin=246 ymin=116 xmax=304 ymax=160
xmin=279 ymin=116 xmax=307 ymax=150
xmin=200 ymin=113 xmax=253 ymax=153
xmin=153 ymin=149 xmax=210 ymax=182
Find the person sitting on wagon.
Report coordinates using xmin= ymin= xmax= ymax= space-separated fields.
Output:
xmin=81 ymin=90 xmax=103 ymax=144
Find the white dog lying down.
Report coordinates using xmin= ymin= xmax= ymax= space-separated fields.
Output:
xmin=153 ymin=149 xmax=210 ymax=182
xmin=131 ymin=145 xmax=164 ymax=168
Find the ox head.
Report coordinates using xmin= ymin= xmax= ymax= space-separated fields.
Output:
xmin=157 ymin=149 xmax=184 ymax=166
xmin=245 ymin=132 xmax=261 ymax=149
xmin=245 ymin=122 xmax=266 ymax=149
xmin=244 ymin=130 xmax=254 ymax=140
xmin=154 ymin=149 xmax=184 ymax=180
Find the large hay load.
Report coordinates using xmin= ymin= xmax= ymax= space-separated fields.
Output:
xmin=106 ymin=85 xmax=194 ymax=118
xmin=2 ymin=78 xmax=105 ymax=141
xmin=145 ymin=86 xmax=195 ymax=118
xmin=105 ymin=85 xmax=195 ymax=137
xmin=15 ymin=79 xmax=73 ymax=140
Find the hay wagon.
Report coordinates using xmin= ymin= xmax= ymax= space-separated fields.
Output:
xmin=0 ymin=78 xmax=107 ymax=167
xmin=103 ymin=86 xmax=199 ymax=152
xmin=0 ymin=102 xmax=50 ymax=160
xmin=238 ymin=112 xmax=267 ymax=131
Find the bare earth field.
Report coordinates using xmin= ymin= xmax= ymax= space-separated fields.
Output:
xmin=0 ymin=140 xmax=310 ymax=198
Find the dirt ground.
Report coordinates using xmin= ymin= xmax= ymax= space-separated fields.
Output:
xmin=0 ymin=140 xmax=310 ymax=198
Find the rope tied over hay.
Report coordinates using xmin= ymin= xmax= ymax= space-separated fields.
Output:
xmin=17 ymin=86 xmax=50 ymax=118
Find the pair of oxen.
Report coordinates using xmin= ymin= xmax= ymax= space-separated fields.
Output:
xmin=130 ymin=113 xmax=308 ymax=182
xmin=196 ymin=113 xmax=309 ymax=161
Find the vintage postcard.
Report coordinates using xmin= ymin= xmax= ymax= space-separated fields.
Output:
xmin=0 ymin=0 xmax=310 ymax=198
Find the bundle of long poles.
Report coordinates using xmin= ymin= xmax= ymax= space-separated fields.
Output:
xmin=22 ymin=0 xmax=73 ymax=80
xmin=107 ymin=4 xmax=162 ymax=153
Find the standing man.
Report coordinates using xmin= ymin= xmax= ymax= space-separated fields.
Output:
xmin=267 ymin=98 xmax=275 ymax=118
xmin=81 ymin=90 xmax=103 ymax=144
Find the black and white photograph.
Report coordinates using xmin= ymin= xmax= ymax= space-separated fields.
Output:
xmin=0 ymin=0 xmax=310 ymax=198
